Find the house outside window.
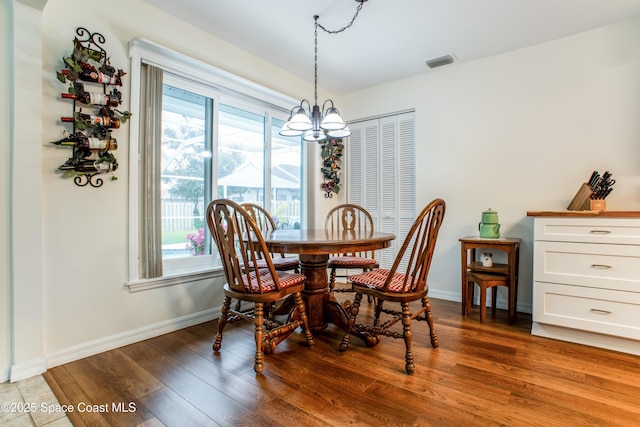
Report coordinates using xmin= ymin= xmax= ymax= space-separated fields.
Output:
xmin=127 ymin=39 xmax=304 ymax=289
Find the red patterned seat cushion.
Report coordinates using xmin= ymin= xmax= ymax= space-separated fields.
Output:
xmin=250 ymin=256 xmax=299 ymax=270
xmin=328 ymin=256 xmax=377 ymax=267
xmin=239 ymin=269 xmax=306 ymax=293
xmin=348 ymin=269 xmax=416 ymax=293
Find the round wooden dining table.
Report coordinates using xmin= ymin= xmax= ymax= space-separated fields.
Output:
xmin=263 ymin=229 xmax=395 ymax=338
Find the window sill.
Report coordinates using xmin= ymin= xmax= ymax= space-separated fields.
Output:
xmin=125 ymin=268 xmax=224 ymax=293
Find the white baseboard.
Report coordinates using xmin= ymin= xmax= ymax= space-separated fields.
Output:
xmin=428 ymin=289 xmax=532 ymax=314
xmin=46 ymin=307 xmax=220 ymax=369
xmin=1 ymin=367 xmax=9 ymax=383
xmin=10 ymin=357 xmax=47 ymax=383
xmin=428 ymin=289 xmax=459 ymax=302
xmin=532 ymin=322 xmax=640 ymax=356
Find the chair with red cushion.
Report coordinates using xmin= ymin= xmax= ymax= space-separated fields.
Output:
xmin=339 ymin=199 xmax=446 ymax=375
xmin=325 ymin=204 xmax=378 ymax=293
xmin=206 ymin=199 xmax=314 ymax=373
xmin=241 ymin=203 xmax=299 ymax=272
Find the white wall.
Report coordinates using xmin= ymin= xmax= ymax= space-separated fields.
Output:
xmin=337 ymin=16 xmax=640 ymax=311
xmin=40 ymin=0 xmax=324 ymax=362
xmin=2 ymin=0 xmax=324 ymax=380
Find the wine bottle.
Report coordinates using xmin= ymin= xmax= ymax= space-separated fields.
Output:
xmin=59 ymin=158 xmax=117 ymax=173
xmin=76 ymin=89 xmax=120 ymax=107
xmin=81 ymin=160 xmax=117 ymax=173
xmin=79 ymin=69 xmax=122 ymax=86
xmin=51 ymin=132 xmax=117 ymax=150
xmin=60 ymin=91 xmax=120 ymax=107
xmin=60 ymin=67 xmax=122 ymax=86
xmin=61 ymin=113 xmax=121 ymax=129
xmin=65 ymin=82 xmax=121 ymax=107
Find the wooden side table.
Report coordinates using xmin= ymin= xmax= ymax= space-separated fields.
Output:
xmin=459 ymin=236 xmax=520 ymax=323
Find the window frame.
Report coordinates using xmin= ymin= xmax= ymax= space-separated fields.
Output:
xmin=159 ymin=73 xmax=218 ymax=276
xmin=126 ymin=38 xmax=303 ymax=291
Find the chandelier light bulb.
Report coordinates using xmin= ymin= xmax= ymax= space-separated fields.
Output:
xmin=303 ymin=129 xmax=328 ymax=142
xmin=279 ymin=121 xmax=304 ymax=137
xmin=286 ymin=108 xmax=313 ymax=131
xmin=327 ymin=126 xmax=351 ymax=138
xmin=321 ymin=108 xmax=347 ymax=131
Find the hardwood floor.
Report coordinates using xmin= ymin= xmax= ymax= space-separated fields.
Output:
xmin=43 ymin=297 xmax=640 ymax=426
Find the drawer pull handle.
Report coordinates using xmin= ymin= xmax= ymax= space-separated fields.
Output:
xmin=590 ymin=308 xmax=612 ymax=315
xmin=590 ymin=264 xmax=612 ymax=269
xmin=589 ymin=230 xmax=611 ymax=234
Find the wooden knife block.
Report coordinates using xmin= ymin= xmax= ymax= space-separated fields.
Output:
xmin=567 ymin=183 xmax=593 ymax=211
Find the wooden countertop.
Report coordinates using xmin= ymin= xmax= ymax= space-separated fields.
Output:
xmin=527 ymin=211 xmax=640 ymax=218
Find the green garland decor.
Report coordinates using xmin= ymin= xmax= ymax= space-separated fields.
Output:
xmin=320 ymin=139 xmax=343 ymax=198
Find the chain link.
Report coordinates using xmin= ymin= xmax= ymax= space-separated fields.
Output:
xmin=313 ymin=1 xmax=367 ymax=105
xmin=316 ymin=1 xmax=366 ymax=34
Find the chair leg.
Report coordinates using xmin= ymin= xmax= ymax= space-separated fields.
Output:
xmin=340 ymin=293 xmax=363 ymax=351
xmin=213 ymin=296 xmax=232 ymax=351
xmin=422 ymin=295 xmax=439 ymax=348
xmin=364 ymin=268 xmax=375 ymax=304
xmin=480 ymin=284 xmax=487 ymax=323
xmin=466 ymin=280 xmax=474 ymax=315
xmin=293 ymin=292 xmax=315 ymax=347
xmin=328 ymin=267 xmax=337 ymax=292
xmin=492 ymin=287 xmax=498 ymax=314
xmin=401 ymin=302 xmax=415 ymax=375
xmin=253 ymin=302 xmax=264 ymax=374
xmin=373 ymin=298 xmax=384 ymax=327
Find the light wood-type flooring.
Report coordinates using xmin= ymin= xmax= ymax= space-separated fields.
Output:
xmin=43 ymin=296 xmax=640 ymax=426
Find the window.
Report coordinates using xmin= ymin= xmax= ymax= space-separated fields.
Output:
xmin=127 ymin=39 xmax=304 ymax=290
xmin=160 ymin=79 xmax=212 ymax=273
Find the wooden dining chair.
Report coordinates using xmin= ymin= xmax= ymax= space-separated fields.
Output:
xmin=339 ymin=198 xmax=446 ymax=375
xmin=206 ymin=199 xmax=315 ymax=373
xmin=241 ymin=203 xmax=299 ymax=273
xmin=237 ymin=203 xmax=300 ymax=319
xmin=325 ymin=204 xmax=378 ymax=294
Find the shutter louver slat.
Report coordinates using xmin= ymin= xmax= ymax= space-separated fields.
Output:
xmin=347 ymin=126 xmax=363 ymax=205
xmin=398 ymin=113 xmax=415 ymax=220
xmin=363 ymin=122 xmax=379 ymax=215
xmin=346 ymin=112 xmax=415 ymax=270
xmin=380 ymin=120 xmax=397 ymax=213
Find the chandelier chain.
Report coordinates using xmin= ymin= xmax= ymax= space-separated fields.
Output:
xmin=314 ymin=17 xmax=318 ymax=106
xmin=316 ymin=1 xmax=366 ymax=35
xmin=313 ymin=1 xmax=366 ymax=106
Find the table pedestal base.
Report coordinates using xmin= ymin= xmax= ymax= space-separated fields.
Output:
xmin=270 ymin=253 xmax=380 ymax=347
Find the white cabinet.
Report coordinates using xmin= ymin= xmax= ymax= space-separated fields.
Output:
xmin=530 ymin=215 xmax=640 ymax=355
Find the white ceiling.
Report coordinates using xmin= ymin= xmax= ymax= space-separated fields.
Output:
xmin=143 ymin=0 xmax=640 ymax=95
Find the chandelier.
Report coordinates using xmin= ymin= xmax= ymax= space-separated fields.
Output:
xmin=279 ymin=0 xmax=368 ymax=142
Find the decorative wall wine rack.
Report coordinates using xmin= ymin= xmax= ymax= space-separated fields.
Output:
xmin=320 ymin=139 xmax=343 ymax=198
xmin=51 ymin=27 xmax=131 ymax=187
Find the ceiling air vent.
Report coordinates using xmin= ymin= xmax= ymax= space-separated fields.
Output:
xmin=425 ymin=54 xmax=457 ymax=69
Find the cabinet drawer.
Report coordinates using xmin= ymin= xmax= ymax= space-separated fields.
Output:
xmin=534 ymin=218 xmax=640 ymax=245
xmin=534 ymin=241 xmax=640 ymax=292
xmin=533 ymin=282 xmax=640 ymax=340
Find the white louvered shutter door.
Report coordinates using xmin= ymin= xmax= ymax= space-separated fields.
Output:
xmin=362 ymin=120 xmax=380 ymax=231
xmin=347 ymin=112 xmax=415 ymax=269
xmin=347 ymin=124 xmax=363 ymax=206
xmin=396 ymin=112 xmax=416 ymax=271
xmin=379 ymin=116 xmax=398 ymax=269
